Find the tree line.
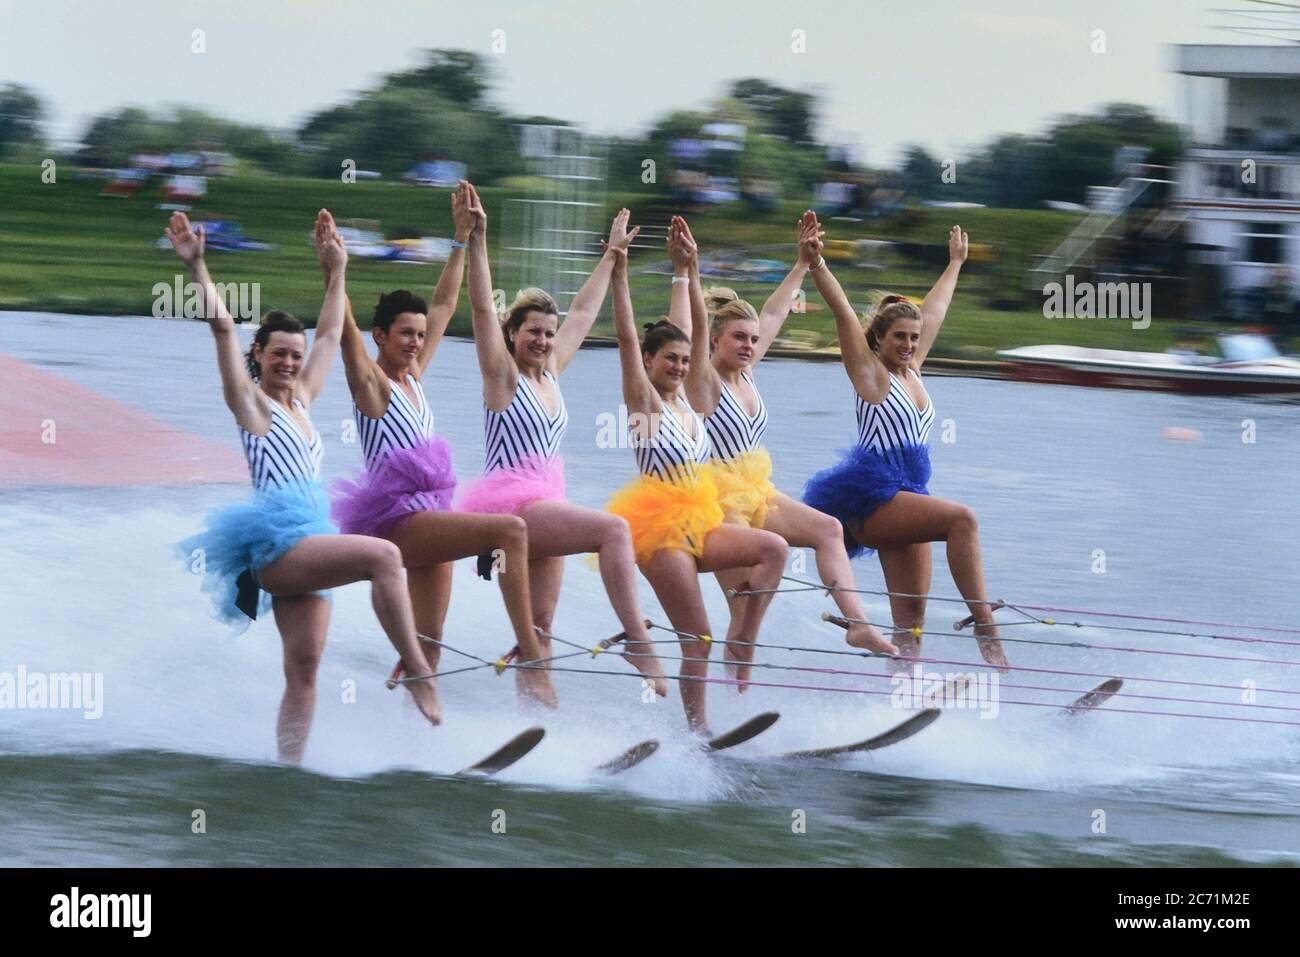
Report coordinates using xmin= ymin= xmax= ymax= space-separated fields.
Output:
xmin=0 ymin=50 xmax=1181 ymax=207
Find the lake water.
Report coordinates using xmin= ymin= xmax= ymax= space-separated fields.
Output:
xmin=1 ymin=310 xmax=1298 ymax=866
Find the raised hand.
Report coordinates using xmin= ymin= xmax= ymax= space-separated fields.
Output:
xmin=666 ymin=215 xmax=697 ymax=271
xmin=451 ymin=180 xmax=475 ymax=240
xmin=948 ymin=224 xmax=969 ymax=264
xmin=164 ymin=211 xmax=205 ymax=267
xmin=603 ymin=207 xmax=640 ymax=257
xmin=465 ymin=182 xmax=488 ymax=240
xmin=314 ymin=208 xmax=347 ymax=275
xmin=798 ymin=211 xmax=825 ymax=265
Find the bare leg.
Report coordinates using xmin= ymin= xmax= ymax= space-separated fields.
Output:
xmin=854 ymin=492 xmax=1008 ymax=668
xmin=387 ymin=512 xmax=561 ymax=705
xmin=257 ymin=534 xmax=445 ymax=721
xmin=388 ymin=511 xmax=542 ymax=661
xmin=272 ymin=593 xmax=330 ymax=764
xmin=713 ymin=564 xmax=751 ymax=684
xmin=874 ymin=542 xmax=931 ymax=674
xmin=404 ymin=562 xmax=453 ymax=670
xmin=642 ymin=548 xmax=714 ymax=731
xmin=695 ymin=525 xmax=788 ymax=690
xmin=762 ymin=492 xmax=897 ymax=655
xmin=520 ymin=500 xmax=667 ymax=696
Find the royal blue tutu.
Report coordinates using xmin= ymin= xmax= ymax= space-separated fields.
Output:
xmin=330 ymin=435 xmax=457 ymax=537
xmin=802 ymin=444 xmax=932 ymax=558
xmin=176 ymin=481 xmax=338 ymax=630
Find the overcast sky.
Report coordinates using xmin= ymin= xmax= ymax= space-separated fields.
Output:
xmin=0 ymin=0 xmax=1282 ymax=165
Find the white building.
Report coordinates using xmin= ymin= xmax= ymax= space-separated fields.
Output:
xmin=1173 ymin=43 xmax=1300 ymax=295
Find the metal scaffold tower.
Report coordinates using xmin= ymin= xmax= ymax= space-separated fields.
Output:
xmin=500 ymin=124 xmax=608 ymax=316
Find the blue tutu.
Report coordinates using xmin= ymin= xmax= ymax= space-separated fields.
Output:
xmin=176 ymin=481 xmax=338 ymax=630
xmin=802 ymin=444 xmax=931 ymax=558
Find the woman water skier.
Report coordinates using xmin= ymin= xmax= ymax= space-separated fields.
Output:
xmin=167 ymin=209 xmax=441 ymax=763
xmin=460 ymin=186 xmax=667 ymax=696
xmin=604 ymin=212 xmax=788 ymax=732
xmin=800 ymin=216 xmax=1009 ymax=669
xmin=664 ymin=214 xmax=899 ymax=675
xmin=322 ymin=195 xmax=557 ymax=708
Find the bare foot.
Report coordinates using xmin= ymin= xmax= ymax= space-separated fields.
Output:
xmin=845 ymin=622 xmax=900 ymax=656
xmin=515 ymin=666 xmax=559 ymax=709
xmin=974 ymin=622 xmax=1010 ymax=671
xmin=404 ymin=674 xmax=443 ymax=726
xmin=623 ymin=640 xmax=668 ymax=697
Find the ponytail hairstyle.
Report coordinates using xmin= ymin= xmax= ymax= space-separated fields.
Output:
xmin=502 ymin=287 xmax=559 ymax=352
xmin=864 ymin=293 xmax=922 ymax=351
xmin=372 ymin=289 xmax=428 ymax=332
xmin=703 ymin=286 xmax=759 ymax=340
xmin=641 ymin=318 xmax=690 ymax=357
xmin=245 ymin=310 xmax=306 ymax=381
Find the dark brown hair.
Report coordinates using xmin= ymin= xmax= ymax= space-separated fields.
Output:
xmin=245 ymin=310 xmax=306 ymax=381
xmin=641 ymin=318 xmax=690 ymax=356
xmin=373 ymin=289 xmax=428 ymax=332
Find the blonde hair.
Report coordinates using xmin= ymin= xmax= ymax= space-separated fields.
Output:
xmin=864 ymin=293 xmax=922 ymax=351
xmin=503 ymin=287 xmax=559 ymax=352
xmin=703 ymin=286 xmax=759 ymax=339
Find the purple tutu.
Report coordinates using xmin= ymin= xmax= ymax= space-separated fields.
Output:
xmin=457 ymin=454 xmax=566 ymax=515
xmin=802 ymin=444 xmax=931 ymax=558
xmin=330 ymin=435 xmax=457 ymax=537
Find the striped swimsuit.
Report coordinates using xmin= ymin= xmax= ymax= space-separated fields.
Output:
xmin=357 ymin=375 xmax=435 ymax=465
xmin=484 ymin=371 xmax=568 ymax=472
xmin=705 ymin=372 xmax=768 ymax=459
xmin=635 ymin=396 xmax=712 ymax=480
xmin=855 ymin=369 xmax=934 ymax=459
xmin=241 ymin=396 xmax=323 ymax=491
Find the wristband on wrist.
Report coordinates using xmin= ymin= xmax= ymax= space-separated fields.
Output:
xmin=451 ymin=239 xmax=467 ymax=250
xmin=810 ymin=257 xmax=826 ymax=271
xmin=671 ymin=275 xmax=690 ymax=285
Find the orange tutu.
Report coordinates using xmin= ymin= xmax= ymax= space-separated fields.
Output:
xmin=710 ymin=447 xmax=777 ymax=527
xmin=606 ymin=465 xmax=724 ymax=564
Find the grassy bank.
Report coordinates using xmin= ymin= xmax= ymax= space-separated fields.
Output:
xmin=0 ymin=163 xmax=1192 ymax=356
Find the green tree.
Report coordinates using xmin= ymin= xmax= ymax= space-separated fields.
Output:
xmin=728 ymin=79 xmax=817 ymax=142
xmin=0 ymin=83 xmax=44 ymax=159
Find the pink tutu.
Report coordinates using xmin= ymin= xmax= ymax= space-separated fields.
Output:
xmin=330 ymin=435 xmax=457 ymax=537
xmin=457 ymin=454 xmax=566 ymax=515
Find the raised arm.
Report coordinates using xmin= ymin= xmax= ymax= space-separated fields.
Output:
xmin=751 ymin=209 xmax=817 ymax=365
xmin=665 ymin=215 xmax=694 ymax=335
xmin=298 ymin=209 xmax=348 ymax=403
xmin=804 ymin=217 xmax=887 ymax=403
xmin=332 ymin=280 xmax=389 ymax=420
xmin=610 ymin=243 xmax=658 ymax=424
xmin=550 ymin=209 xmax=637 ymax=374
xmin=672 ymin=217 xmax=722 ymax=415
xmin=464 ymin=182 xmax=518 ymax=409
xmin=913 ymin=225 xmax=967 ymax=369
xmin=164 ymin=211 xmax=266 ymax=433
xmin=418 ymin=180 xmax=474 ymax=374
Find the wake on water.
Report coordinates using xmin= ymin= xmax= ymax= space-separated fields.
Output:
xmin=3 ymin=496 xmax=1297 ymax=812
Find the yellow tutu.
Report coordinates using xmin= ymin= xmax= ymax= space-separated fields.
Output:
xmin=607 ymin=465 xmax=724 ymax=564
xmin=710 ymin=447 xmax=777 ymax=527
